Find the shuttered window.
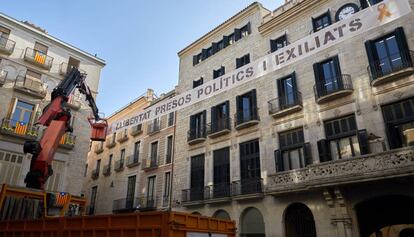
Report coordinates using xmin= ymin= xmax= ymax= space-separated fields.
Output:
xmin=0 ymin=150 xmax=24 ymax=185
xmin=213 ymin=66 xmax=225 ymax=79
xmin=270 ymin=34 xmax=288 ymax=53
xmin=34 ymin=42 xmax=48 ymax=54
xmin=193 ymin=77 xmax=203 ymax=88
xmin=236 ymin=54 xmax=250 ymax=69
xmin=312 ymin=11 xmax=331 ymax=32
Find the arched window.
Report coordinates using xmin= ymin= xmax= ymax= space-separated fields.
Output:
xmin=213 ymin=210 xmax=231 ymax=220
xmin=191 ymin=211 xmax=201 ymax=216
xmin=284 ymin=203 xmax=317 ymax=237
xmin=240 ymin=207 xmax=265 ymax=237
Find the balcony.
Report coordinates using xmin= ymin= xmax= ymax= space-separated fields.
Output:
xmin=368 ymin=50 xmax=414 ymax=86
xmin=116 ymin=130 xmax=129 ymax=143
xmin=266 ymin=147 xmax=414 ymax=195
xmin=58 ymin=132 xmax=76 ymax=149
xmin=204 ymin=183 xmax=231 ymax=204
xmin=234 ymin=108 xmax=260 ymax=130
xmin=102 ymin=165 xmax=111 ymax=176
xmin=187 ymin=128 xmax=206 ymax=145
xmin=94 ymin=142 xmax=104 ymax=154
xmin=142 ymin=156 xmax=159 ymax=171
xmin=231 ymin=179 xmax=264 ymax=200
xmin=13 ymin=75 xmax=47 ymax=99
xmin=114 ymin=160 xmax=124 ymax=172
xmin=130 ymin=124 xmax=143 ymax=136
xmin=105 ymin=134 xmax=116 ymax=148
xmin=207 ymin=117 xmax=231 ymax=138
xmin=0 ymin=35 xmax=15 ymax=55
xmin=268 ymin=91 xmax=303 ymax=118
xmin=91 ymin=169 xmax=99 ymax=180
xmin=59 ymin=62 xmax=85 ymax=76
xmin=112 ymin=196 xmax=158 ymax=213
xmin=182 ymin=188 xmax=207 ymax=206
xmin=24 ymin=48 xmax=53 ymax=70
xmin=162 ymin=195 xmax=170 ymax=207
xmin=147 ymin=120 xmax=161 ymax=135
xmin=0 ymin=69 xmax=8 ymax=87
xmin=0 ymin=118 xmax=39 ymax=139
xmin=126 ymin=153 xmax=141 ymax=168
xmin=314 ymin=74 xmax=353 ymax=104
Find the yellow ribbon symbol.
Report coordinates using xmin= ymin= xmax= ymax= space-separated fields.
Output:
xmin=378 ymin=3 xmax=392 ymax=22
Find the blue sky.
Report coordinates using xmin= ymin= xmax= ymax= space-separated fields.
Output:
xmin=2 ymin=0 xmax=283 ymax=115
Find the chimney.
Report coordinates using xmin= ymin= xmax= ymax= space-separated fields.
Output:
xmin=146 ymin=89 xmax=154 ymax=101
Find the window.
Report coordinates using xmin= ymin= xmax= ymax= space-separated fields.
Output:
xmin=236 ymin=54 xmax=250 ymax=69
xmin=382 ymin=97 xmax=414 ymax=149
xmin=365 ymin=27 xmax=412 ymax=80
xmin=167 ymin=112 xmax=175 ymax=126
xmin=0 ymin=26 xmax=11 ymax=44
xmin=125 ymin=175 xmax=136 ymax=209
xmin=276 ymin=72 xmax=299 ymax=110
xmin=236 ymin=89 xmax=258 ymax=125
xmin=89 ymin=186 xmax=98 ymax=215
xmin=275 ymin=128 xmax=311 ymax=172
xmin=10 ymin=100 xmax=34 ymax=126
xmin=270 ymin=34 xmax=288 ymax=53
xmin=213 ymin=66 xmax=225 ymax=79
xmin=108 ymin=154 xmax=113 ymax=167
xmin=211 ymin=101 xmax=230 ymax=133
xmin=227 ymin=33 xmax=235 ymax=46
xmin=67 ymin=57 xmax=80 ymax=72
xmin=189 ymin=110 xmax=206 ymax=140
xmin=193 ymin=77 xmax=203 ymax=88
xmin=217 ymin=40 xmax=224 ymax=51
xmin=120 ymin=149 xmax=125 ymax=163
xmin=360 ymin=0 xmax=383 ymax=9
xmin=190 ymin=154 xmax=205 ymax=201
xmin=193 ymin=53 xmax=203 ymax=66
xmin=213 ymin=147 xmax=230 ymax=198
xmin=133 ymin=141 xmax=140 ymax=162
xmin=317 ymin=115 xmax=369 ymax=162
xmin=26 ymin=69 xmax=42 ymax=81
xmin=238 ymin=22 xmax=251 ymax=40
xmin=313 ymin=56 xmax=343 ymax=96
xmin=239 ymin=139 xmax=261 ymax=194
xmin=205 ymin=47 xmax=213 ymax=58
xmin=150 ymin=141 xmax=158 ymax=166
xmin=312 ymin=11 xmax=331 ymax=32
xmin=147 ymin=176 xmax=156 ymax=204
xmin=166 ymin=136 xmax=173 ymax=164
xmin=163 ymin=172 xmax=171 ymax=205
xmin=34 ymin=42 xmax=48 ymax=54
xmin=96 ymin=159 xmax=101 ymax=173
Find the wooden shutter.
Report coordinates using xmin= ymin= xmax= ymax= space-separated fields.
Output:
xmin=303 ymin=143 xmax=312 ymax=166
xmin=270 ymin=40 xmax=277 ymax=53
xmin=394 ymin=27 xmax=410 ymax=64
xmin=311 ymin=17 xmax=317 ymax=32
xmin=358 ymin=129 xmax=370 ymax=155
xmin=201 ymin=49 xmax=207 ymax=60
xmin=211 ymin=105 xmax=217 ymax=130
xmin=234 ymin=28 xmax=241 ymax=41
xmin=245 ymin=54 xmax=250 ymax=64
xmin=225 ymin=100 xmax=230 ymax=119
xmin=221 ymin=66 xmax=225 ymax=75
xmin=236 ymin=95 xmax=242 ymax=125
xmin=202 ymin=110 xmax=207 ymax=135
xmin=313 ymin=63 xmax=322 ymax=93
xmin=291 ymin=72 xmax=298 ymax=93
xmin=317 ymin=139 xmax=332 ymax=162
xmin=246 ymin=22 xmax=251 ymax=34
xmin=327 ymin=10 xmax=332 ymax=25
xmin=189 ymin=115 xmax=195 ymax=133
xmin=193 ymin=55 xmax=197 ymax=66
xmin=276 ymin=78 xmax=283 ymax=100
xmin=360 ymin=0 xmax=369 ymax=9
xmin=236 ymin=58 xmax=241 ymax=68
xmin=223 ymin=35 xmax=229 ymax=47
xmin=251 ymin=89 xmax=257 ymax=111
xmin=6 ymin=98 xmax=17 ymax=119
xmin=333 ymin=56 xmax=343 ymax=87
xmin=365 ymin=40 xmax=377 ymax=79
xmin=212 ymin=42 xmax=218 ymax=54
xmin=274 ymin=150 xmax=284 ymax=172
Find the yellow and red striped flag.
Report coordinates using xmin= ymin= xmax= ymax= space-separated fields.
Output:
xmin=55 ymin=192 xmax=69 ymax=207
xmin=15 ymin=121 xmax=27 ymax=135
xmin=34 ymin=51 xmax=46 ymax=64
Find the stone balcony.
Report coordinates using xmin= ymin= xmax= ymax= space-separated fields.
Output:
xmin=0 ymin=36 xmax=15 ymax=55
xmin=13 ymin=75 xmax=47 ymax=99
xmin=266 ymin=147 xmax=414 ymax=195
xmin=0 ymin=70 xmax=8 ymax=87
xmin=24 ymin=48 xmax=53 ymax=70
xmin=58 ymin=132 xmax=76 ymax=149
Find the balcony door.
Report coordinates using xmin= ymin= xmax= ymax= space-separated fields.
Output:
xmin=211 ymin=101 xmax=229 ymax=132
xmin=89 ymin=186 xmax=98 ymax=215
xmin=190 ymin=111 xmax=206 ymax=138
xmin=314 ymin=56 xmax=342 ymax=95
xmin=213 ymin=147 xmax=230 ymax=198
xmin=150 ymin=141 xmax=158 ymax=165
xmin=277 ymin=73 xmax=297 ymax=109
xmin=147 ymin=176 xmax=156 ymax=207
xmin=239 ymin=139 xmax=261 ymax=194
xmin=190 ymin=154 xmax=205 ymax=201
xmin=125 ymin=175 xmax=136 ymax=209
xmin=10 ymin=100 xmax=34 ymax=127
xmin=133 ymin=141 xmax=140 ymax=162
xmin=236 ymin=90 xmax=257 ymax=124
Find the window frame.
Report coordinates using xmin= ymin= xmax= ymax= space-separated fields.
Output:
xmin=312 ymin=11 xmax=332 ymax=32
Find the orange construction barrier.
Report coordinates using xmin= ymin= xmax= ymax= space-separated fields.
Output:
xmin=0 ymin=211 xmax=236 ymax=237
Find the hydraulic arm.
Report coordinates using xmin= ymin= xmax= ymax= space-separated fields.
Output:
xmin=23 ymin=68 xmax=107 ymax=190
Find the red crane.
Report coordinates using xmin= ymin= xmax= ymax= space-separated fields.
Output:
xmin=23 ymin=68 xmax=108 ymax=190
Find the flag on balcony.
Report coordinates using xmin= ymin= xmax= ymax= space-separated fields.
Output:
xmin=15 ymin=121 xmax=27 ymax=135
xmin=54 ymin=192 xmax=69 ymax=207
xmin=34 ymin=51 xmax=46 ymax=64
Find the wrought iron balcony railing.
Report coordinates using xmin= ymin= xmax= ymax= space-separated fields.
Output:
xmin=0 ymin=35 xmax=15 ymax=55
xmin=142 ymin=156 xmax=159 ymax=170
xmin=268 ymin=90 xmax=303 ymax=116
xmin=94 ymin=142 xmax=104 ymax=154
xmin=59 ymin=132 xmax=76 ymax=149
xmin=231 ymin=178 xmax=263 ymax=196
xmin=105 ymin=134 xmax=116 ymax=148
xmin=130 ymin=124 xmax=143 ymax=136
xmin=126 ymin=153 xmax=141 ymax=168
xmin=147 ymin=121 xmax=161 ymax=135
xmin=114 ymin=160 xmax=124 ymax=172
xmin=14 ymin=75 xmax=47 ymax=98
xmin=187 ymin=127 xmax=206 ymax=143
xmin=0 ymin=69 xmax=8 ymax=86
xmin=102 ymin=164 xmax=111 ymax=176
xmin=59 ymin=62 xmax=85 ymax=76
xmin=234 ymin=107 xmax=260 ymax=129
xmin=207 ymin=117 xmax=231 ymax=137
xmin=24 ymin=48 xmax=53 ymax=70
xmin=313 ymin=74 xmax=353 ymax=103
xmin=112 ymin=196 xmax=158 ymax=213
xmin=117 ymin=130 xmax=129 ymax=143
xmin=368 ymin=50 xmax=414 ymax=85
xmin=0 ymin=118 xmax=39 ymax=139
xmin=182 ymin=188 xmax=207 ymax=202
xmin=91 ymin=169 xmax=99 ymax=180
xmin=205 ymin=183 xmax=231 ymax=199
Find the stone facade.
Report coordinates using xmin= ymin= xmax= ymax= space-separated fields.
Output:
xmin=0 ymin=12 xmax=105 ymax=195
xmin=172 ymin=1 xmax=414 ymax=237
xmin=83 ymin=89 xmax=176 ymax=215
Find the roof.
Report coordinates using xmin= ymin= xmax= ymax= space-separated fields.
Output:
xmin=177 ymin=2 xmax=266 ymax=57
xmin=0 ymin=12 xmax=106 ymax=66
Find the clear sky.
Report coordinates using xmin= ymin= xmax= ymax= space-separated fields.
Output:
xmin=2 ymin=0 xmax=284 ymax=116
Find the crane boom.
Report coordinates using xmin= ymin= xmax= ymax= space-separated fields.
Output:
xmin=23 ymin=68 xmax=107 ymax=190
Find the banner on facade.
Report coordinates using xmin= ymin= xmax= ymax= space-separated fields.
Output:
xmin=110 ymin=0 xmax=412 ymax=133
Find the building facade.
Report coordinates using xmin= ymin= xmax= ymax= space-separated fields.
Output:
xmin=172 ymin=1 xmax=414 ymax=237
xmin=83 ymin=89 xmax=176 ymax=215
xmin=0 ymin=12 xmax=105 ymax=195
